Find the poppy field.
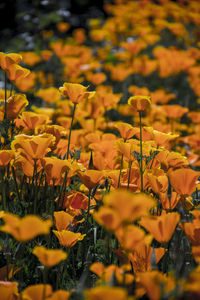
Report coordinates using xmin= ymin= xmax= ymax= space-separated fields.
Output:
xmin=1 ymin=0 xmax=200 ymax=299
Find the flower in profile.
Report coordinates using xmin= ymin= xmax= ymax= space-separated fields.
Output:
xmin=0 ymin=94 xmax=29 ymax=119
xmin=168 ymin=168 xmax=200 ymax=197
xmin=11 ymin=134 xmax=55 ymax=160
xmin=32 ymin=246 xmax=67 ymax=267
xmin=77 ymin=170 xmax=104 ymax=189
xmin=128 ymin=95 xmax=151 ymax=112
xmin=59 ymin=82 xmax=95 ymax=104
xmin=15 ymin=111 xmax=49 ymax=132
xmin=0 ymin=213 xmax=52 ymax=242
xmin=114 ymin=122 xmax=140 ymax=140
xmin=93 ymin=207 xmax=121 ymax=231
xmin=140 ymin=212 xmax=180 ymax=243
xmin=103 ymin=190 xmax=155 ymax=223
xmin=0 ymin=281 xmax=19 ymax=300
xmin=6 ymin=64 xmax=30 ymax=82
xmin=41 ymin=157 xmax=71 ymax=185
xmin=53 ymin=211 xmax=73 ymax=231
xmin=137 ymin=270 xmax=175 ymax=300
xmin=0 ymin=52 xmax=22 ymax=70
xmin=53 ymin=230 xmax=85 ymax=248
xmin=20 ymin=284 xmax=52 ymax=300
xmin=115 ymin=224 xmax=152 ymax=252
xmin=0 ymin=150 xmax=15 ymax=167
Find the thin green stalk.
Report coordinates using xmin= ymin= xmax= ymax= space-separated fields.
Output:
xmin=11 ymin=166 xmax=21 ymax=202
xmin=42 ymin=267 xmax=48 ymax=300
xmin=33 ymin=159 xmax=38 ymax=214
xmin=4 ymin=72 xmax=7 ymax=120
xmin=66 ymin=103 xmax=77 ymax=159
xmin=58 ymin=170 xmax=69 ymax=209
xmin=139 ymin=111 xmax=143 ymax=192
xmin=117 ymin=154 xmax=124 ymax=188
xmin=127 ymin=160 xmax=132 ymax=190
xmin=86 ymin=189 xmax=92 ymax=231
xmin=0 ymin=168 xmax=7 ymax=211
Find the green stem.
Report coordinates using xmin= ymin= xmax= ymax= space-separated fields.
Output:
xmin=139 ymin=111 xmax=143 ymax=192
xmin=42 ymin=267 xmax=48 ymax=300
xmin=117 ymin=154 xmax=124 ymax=188
xmin=66 ymin=103 xmax=77 ymax=159
xmin=86 ymin=189 xmax=91 ymax=231
xmin=11 ymin=167 xmax=21 ymax=203
xmin=58 ymin=170 xmax=69 ymax=209
xmin=127 ymin=160 xmax=132 ymax=190
xmin=33 ymin=159 xmax=38 ymax=214
xmin=4 ymin=72 xmax=7 ymax=120
xmin=0 ymin=168 xmax=7 ymax=211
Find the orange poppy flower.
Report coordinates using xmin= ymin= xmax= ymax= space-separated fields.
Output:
xmin=57 ymin=22 xmax=70 ymax=32
xmin=54 ymin=211 xmax=73 ymax=231
xmin=90 ymin=262 xmax=134 ymax=285
xmin=11 ymin=134 xmax=55 ymax=160
xmin=93 ymin=206 xmax=121 ymax=231
xmin=21 ymin=284 xmax=52 ymax=300
xmin=47 ymin=290 xmax=71 ymax=300
xmin=0 ymin=281 xmax=19 ymax=300
xmin=140 ymin=212 xmax=180 ymax=243
xmin=0 ymin=213 xmax=52 ymax=242
xmin=59 ymin=83 xmax=95 ymax=104
xmin=20 ymin=51 xmax=41 ymax=66
xmin=36 ymin=87 xmax=61 ymax=104
xmin=145 ymin=168 xmax=168 ymax=195
xmin=137 ymin=270 xmax=175 ymax=300
xmin=184 ymin=219 xmax=200 ymax=246
xmin=103 ymin=190 xmax=155 ymax=223
xmin=162 ymin=104 xmax=189 ymax=119
xmin=116 ymin=224 xmax=152 ymax=252
xmin=168 ymin=168 xmax=200 ymax=197
xmin=85 ymin=286 xmax=130 ymax=300
xmin=0 ymin=52 xmax=22 ymax=70
xmin=128 ymin=244 xmax=166 ymax=273
xmin=15 ymin=111 xmax=49 ymax=132
xmin=41 ymin=157 xmax=71 ymax=185
xmin=13 ymin=154 xmax=42 ymax=177
xmin=0 ymin=150 xmax=15 ymax=167
xmin=53 ymin=230 xmax=85 ymax=248
xmin=0 ymin=94 xmax=28 ymax=119
xmin=6 ymin=64 xmax=30 ymax=82
xmin=77 ymin=170 xmax=104 ymax=189
xmin=15 ymin=72 xmax=36 ymax=92
xmin=32 ymin=246 xmax=67 ymax=267
xmin=115 ymin=122 xmax=140 ymax=140
xmin=128 ymin=95 xmax=151 ymax=112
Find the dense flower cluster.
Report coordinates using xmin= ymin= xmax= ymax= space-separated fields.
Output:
xmin=0 ymin=0 xmax=200 ymax=299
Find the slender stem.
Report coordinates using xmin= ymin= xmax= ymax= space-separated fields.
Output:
xmin=86 ymin=189 xmax=91 ymax=231
xmin=0 ymin=168 xmax=7 ymax=211
xmin=139 ymin=111 xmax=143 ymax=192
xmin=33 ymin=159 xmax=38 ymax=214
xmin=117 ymin=154 xmax=124 ymax=188
xmin=4 ymin=72 xmax=7 ymax=120
xmin=127 ymin=160 xmax=132 ymax=190
xmin=66 ymin=103 xmax=77 ymax=159
xmin=11 ymin=166 xmax=21 ymax=202
xmin=42 ymin=267 xmax=48 ymax=300
xmin=58 ymin=170 xmax=69 ymax=209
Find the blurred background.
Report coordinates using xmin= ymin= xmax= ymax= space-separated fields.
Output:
xmin=0 ymin=0 xmax=106 ymax=51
